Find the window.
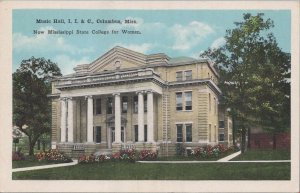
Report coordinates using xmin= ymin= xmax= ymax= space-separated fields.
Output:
xmin=121 ymin=127 xmax=124 ymax=142
xmin=176 ymin=71 xmax=183 ymax=81
xmin=176 ymin=93 xmax=183 ymax=111
xmin=185 ymin=70 xmax=192 ymax=81
xmin=134 ymin=125 xmax=138 ymax=142
xmin=95 ymin=98 xmax=101 ymax=115
xmin=185 ymin=92 xmax=192 ymax=110
xmin=122 ymin=96 xmax=128 ymax=113
xmin=186 ymin=124 xmax=192 ymax=142
xmin=144 ymin=95 xmax=147 ymax=112
xmin=133 ymin=96 xmax=138 ymax=113
xmin=219 ymin=121 xmax=225 ymax=128
xmin=94 ymin=126 xmax=101 ymax=143
xmin=111 ymin=127 xmax=115 ymax=142
xmin=176 ymin=124 xmax=183 ymax=142
xmin=144 ymin=125 xmax=147 ymax=142
xmin=107 ymin=97 xmax=113 ymax=114
xmin=219 ymin=133 xmax=225 ymax=142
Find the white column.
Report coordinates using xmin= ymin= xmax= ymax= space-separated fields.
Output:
xmin=114 ymin=93 xmax=121 ymax=143
xmin=86 ymin=95 xmax=94 ymax=143
xmin=137 ymin=91 xmax=144 ymax=142
xmin=60 ymin=98 xmax=67 ymax=142
xmin=67 ymin=98 xmax=73 ymax=143
xmin=147 ymin=91 xmax=154 ymax=142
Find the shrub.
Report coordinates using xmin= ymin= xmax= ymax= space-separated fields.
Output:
xmin=78 ymin=148 xmax=136 ymax=164
xmin=35 ymin=149 xmax=72 ymax=163
xmin=189 ymin=144 xmax=237 ymax=159
xmin=78 ymin=154 xmax=96 ymax=164
xmin=12 ymin=151 xmax=25 ymax=161
xmin=175 ymin=143 xmax=185 ymax=156
xmin=139 ymin=150 xmax=158 ymax=161
xmin=119 ymin=149 xmax=136 ymax=162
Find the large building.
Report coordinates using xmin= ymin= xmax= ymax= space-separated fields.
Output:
xmin=50 ymin=46 xmax=231 ymax=157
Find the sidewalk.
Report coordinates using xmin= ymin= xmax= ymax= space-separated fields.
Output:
xmin=12 ymin=160 xmax=78 ymax=172
xmin=217 ymin=150 xmax=241 ymax=162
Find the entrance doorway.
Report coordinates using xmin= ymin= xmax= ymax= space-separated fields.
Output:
xmin=108 ymin=127 xmax=125 ymax=149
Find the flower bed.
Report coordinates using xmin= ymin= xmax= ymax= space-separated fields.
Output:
xmin=78 ymin=149 xmax=160 ymax=164
xmin=139 ymin=150 xmax=158 ymax=161
xmin=188 ymin=144 xmax=239 ymax=159
xmin=35 ymin=149 xmax=72 ymax=163
xmin=12 ymin=151 xmax=25 ymax=161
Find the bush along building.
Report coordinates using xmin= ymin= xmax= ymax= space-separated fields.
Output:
xmin=49 ymin=46 xmax=232 ymax=157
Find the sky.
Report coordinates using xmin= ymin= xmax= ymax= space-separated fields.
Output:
xmin=13 ymin=10 xmax=291 ymax=75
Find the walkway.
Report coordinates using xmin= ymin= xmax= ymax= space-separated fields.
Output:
xmin=12 ymin=160 xmax=78 ymax=172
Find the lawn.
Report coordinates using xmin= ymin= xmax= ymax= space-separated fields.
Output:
xmin=13 ymin=159 xmax=67 ymax=168
xmin=231 ymin=149 xmax=290 ymax=161
xmin=12 ymin=161 xmax=290 ymax=180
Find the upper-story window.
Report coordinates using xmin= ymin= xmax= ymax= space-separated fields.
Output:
xmin=176 ymin=70 xmax=192 ymax=81
xmin=94 ymin=98 xmax=101 ymax=115
xmin=219 ymin=121 xmax=225 ymax=128
xmin=144 ymin=95 xmax=147 ymax=112
xmin=133 ymin=96 xmax=138 ymax=113
xmin=176 ymin=71 xmax=183 ymax=81
xmin=185 ymin=70 xmax=192 ymax=81
xmin=185 ymin=92 xmax=192 ymax=110
xmin=122 ymin=96 xmax=128 ymax=113
xmin=176 ymin=91 xmax=192 ymax=111
xmin=107 ymin=97 xmax=113 ymax=114
xmin=176 ymin=92 xmax=183 ymax=111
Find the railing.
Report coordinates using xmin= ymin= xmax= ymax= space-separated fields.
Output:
xmin=121 ymin=143 xmax=136 ymax=150
xmin=56 ymin=69 xmax=157 ymax=87
xmin=73 ymin=144 xmax=85 ymax=151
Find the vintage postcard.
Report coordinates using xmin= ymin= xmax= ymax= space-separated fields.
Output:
xmin=0 ymin=1 xmax=299 ymax=192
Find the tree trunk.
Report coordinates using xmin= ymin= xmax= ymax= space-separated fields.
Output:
xmin=42 ymin=141 xmax=45 ymax=151
xmin=37 ymin=140 xmax=40 ymax=150
xmin=273 ymin=133 xmax=277 ymax=149
xmin=247 ymin=128 xmax=251 ymax=149
xmin=29 ymin=142 xmax=35 ymax=156
xmin=241 ymin=128 xmax=246 ymax=153
xmin=232 ymin=114 xmax=236 ymax=146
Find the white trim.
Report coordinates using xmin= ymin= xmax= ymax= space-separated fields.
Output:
xmin=175 ymin=122 xmax=193 ymax=124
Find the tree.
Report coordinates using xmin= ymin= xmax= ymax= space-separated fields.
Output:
xmin=13 ymin=57 xmax=61 ymax=155
xmin=201 ymin=13 xmax=290 ymax=151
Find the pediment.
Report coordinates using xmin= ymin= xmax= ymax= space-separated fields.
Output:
xmin=88 ymin=46 xmax=147 ymax=73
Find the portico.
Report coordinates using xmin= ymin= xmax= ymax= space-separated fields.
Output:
xmin=58 ymin=86 xmax=159 ymax=153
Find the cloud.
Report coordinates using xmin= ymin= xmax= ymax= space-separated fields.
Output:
xmin=53 ymin=55 xmax=91 ymax=75
xmin=114 ymin=43 xmax=153 ymax=54
xmin=171 ymin=21 xmax=214 ymax=51
xmin=211 ymin=37 xmax=226 ymax=49
xmin=13 ymin=26 xmax=95 ymax=55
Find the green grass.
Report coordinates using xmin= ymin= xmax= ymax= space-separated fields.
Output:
xmin=232 ymin=149 xmax=290 ymax=161
xmin=13 ymin=156 xmax=71 ymax=168
xmin=12 ymin=162 xmax=290 ymax=180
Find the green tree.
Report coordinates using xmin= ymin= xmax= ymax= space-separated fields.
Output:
xmin=13 ymin=57 xmax=61 ymax=155
xmin=201 ymin=13 xmax=290 ymax=151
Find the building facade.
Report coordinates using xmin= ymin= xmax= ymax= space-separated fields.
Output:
xmin=50 ymin=46 xmax=227 ymax=157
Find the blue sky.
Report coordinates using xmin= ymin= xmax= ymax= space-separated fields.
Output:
xmin=13 ymin=10 xmax=290 ymax=75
